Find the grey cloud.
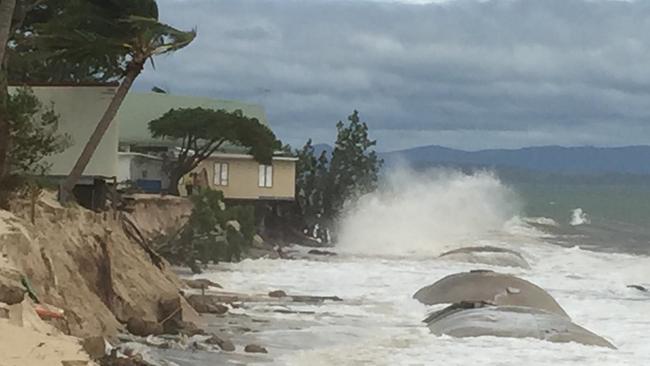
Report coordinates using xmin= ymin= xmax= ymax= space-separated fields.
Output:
xmin=137 ymin=0 xmax=650 ymax=150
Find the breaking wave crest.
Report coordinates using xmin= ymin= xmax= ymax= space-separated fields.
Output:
xmin=336 ymin=167 xmax=522 ymax=257
xmin=570 ymin=208 xmax=591 ymax=226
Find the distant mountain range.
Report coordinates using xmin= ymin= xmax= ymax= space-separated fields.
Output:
xmin=381 ymin=145 xmax=650 ymax=176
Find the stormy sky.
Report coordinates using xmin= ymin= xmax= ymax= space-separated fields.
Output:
xmin=136 ymin=0 xmax=650 ymax=152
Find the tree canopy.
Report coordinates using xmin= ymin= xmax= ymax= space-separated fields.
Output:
xmin=7 ymin=87 xmax=70 ymax=175
xmin=295 ymin=110 xmax=382 ymax=242
xmin=149 ymin=107 xmax=280 ymax=195
xmin=8 ymin=0 xmax=188 ymax=83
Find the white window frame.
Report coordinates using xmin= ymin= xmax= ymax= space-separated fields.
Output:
xmin=213 ymin=162 xmax=229 ymax=186
xmin=258 ymin=164 xmax=273 ymax=188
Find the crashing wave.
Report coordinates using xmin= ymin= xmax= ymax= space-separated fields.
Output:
xmin=570 ymin=208 xmax=591 ymax=226
xmin=523 ymin=216 xmax=559 ymax=227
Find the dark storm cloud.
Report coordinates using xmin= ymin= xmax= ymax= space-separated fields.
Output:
xmin=136 ymin=0 xmax=650 ymax=151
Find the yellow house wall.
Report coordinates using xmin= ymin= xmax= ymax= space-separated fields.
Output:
xmin=189 ymin=157 xmax=296 ymax=200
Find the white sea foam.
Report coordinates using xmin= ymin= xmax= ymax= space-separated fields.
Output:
xmin=570 ymin=208 xmax=591 ymax=226
xmin=336 ymin=167 xmax=521 ymax=257
xmin=178 ymin=168 xmax=650 ymax=366
xmin=524 ymin=216 xmax=560 ymax=227
xmin=205 ymin=245 xmax=650 ymax=366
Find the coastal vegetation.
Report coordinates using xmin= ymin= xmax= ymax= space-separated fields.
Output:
xmin=148 ymin=107 xmax=279 ymax=196
xmin=295 ymin=110 xmax=382 ymax=242
xmin=0 ymin=0 xmax=195 ymax=204
xmin=152 ymin=190 xmax=255 ymax=272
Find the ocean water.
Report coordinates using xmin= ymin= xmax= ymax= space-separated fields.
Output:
xmin=172 ymin=168 xmax=650 ymax=365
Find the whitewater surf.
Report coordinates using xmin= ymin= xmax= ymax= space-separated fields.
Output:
xmin=157 ymin=169 xmax=650 ymax=365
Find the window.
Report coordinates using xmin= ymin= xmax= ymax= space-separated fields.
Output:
xmin=258 ymin=164 xmax=273 ymax=187
xmin=213 ymin=162 xmax=229 ymax=186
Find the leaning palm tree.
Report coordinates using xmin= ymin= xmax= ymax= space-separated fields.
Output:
xmin=0 ymin=0 xmax=17 ymax=187
xmin=41 ymin=0 xmax=196 ymax=202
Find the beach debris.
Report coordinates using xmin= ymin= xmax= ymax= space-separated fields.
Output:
xmin=627 ymin=284 xmax=648 ymax=292
xmin=184 ymin=278 xmax=222 ymax=290
xmin=98 ymin=349 xmax=154 ymax=366
xmin=34 ymin=303 xmax=64 ymax=320
xmin=244 ymin=344 xmax=268 ymax=353
xmin=291 ymin=295 xmax=343 ymax=303
xmin=21 ymin=275 xmax=40 ymax=303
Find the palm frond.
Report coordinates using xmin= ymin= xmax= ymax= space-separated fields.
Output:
xmin=122 ymin=15 xmax=196 ymax=56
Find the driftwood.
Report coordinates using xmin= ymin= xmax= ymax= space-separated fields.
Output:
xmin=120 ymin=213 xmax=164 ymax=270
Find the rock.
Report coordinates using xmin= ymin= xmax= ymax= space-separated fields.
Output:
xmin=425 ymin=303 xmax=616 ymax=349
xmin=126 ymin=317 xmax=163 ymax=337
xmin=81 ymin=336 xmax=107 ymax=360
xmin=291 ymin=295 xmax=343 ymax=303
xmin=244 ymin=344 xmax=268 ymax=353
xmin=308 ymin=249 xmax=337 ymax=256
xmin=439 ymin=246 xmax=531 ymax=269
xmin=268 ymin=290 xmax=287 ymax=298
xmin=99 ymin=350 xmax=153 ymax=366
xmin=0 ymin=273 xmax=25 ymax=305
xmin=413 ymin=270 xmax=569 ymax=318
xmin=252 ymin=234 xmax=265 ymax=248
xmin=158 ymin=296 xmax=204 ymax=335
xmin=627 ymin=284 xmax=648 ymax=292
xmin=184 ymin=278 xmax=222 ymax=290
xmin=186 ymin=295 xmax=229 ymax=314
xmin=61 ymin=361 xmax=91 ymax=366
xmin=206 ymin=334 xmax=235 ymax=351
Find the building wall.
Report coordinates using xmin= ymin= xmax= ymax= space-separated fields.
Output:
xmin=118 ymin=153 xmax=169 ymax=190
xmin=191 ymin=157 xmax=296 ymax=200
xmin=9 ymin=85 xmax=119 ymax=177
xmin=117 ymin=154 xmax=131 ymax=182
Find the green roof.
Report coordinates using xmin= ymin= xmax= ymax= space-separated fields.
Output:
xmin=117 ymin=92 xmax=268 ymax=146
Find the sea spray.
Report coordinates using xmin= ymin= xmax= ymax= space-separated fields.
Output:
xmin=336 ymin=167 xmax=521 ymax=257
xmin=570 ymin=208 xmax=591 ymax=226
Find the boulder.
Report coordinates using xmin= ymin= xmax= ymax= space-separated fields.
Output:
xmin=126 ymin=317 xmax=163 ymax=337
xmin=186 ymin=295 xmax=229 ymax=314
xmin=244 ymin=344 xmax=268 ymax=353
xmin=308 ymin=249 xmax=337 ymax=256
xmin=413 ymin=270 xmax=569 ymax=318
xmin=205 ymin=334 xmax=235 ymax=352
xmin=439 ymin=246 xmax=531 ymax=269
xmin=81 ymin=336 xmax=107 ymax=360
xmin=158 ymin=296 xmax=203 ymax=335
xmin=425 ymin=303 xmax=615 ymax=349
xmin=268 ymin=290 xmax=287 ymax=298
xmin=0 ymin=268 xmax=25 ymax=305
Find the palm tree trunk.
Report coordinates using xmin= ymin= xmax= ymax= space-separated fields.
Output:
xmin=59 ymin=63 xmax=142 ymax=203
xmin=0 ymin=0 xmax=16 ymax=209
xmin=0 ymin=0 xmax=15 ymax=64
